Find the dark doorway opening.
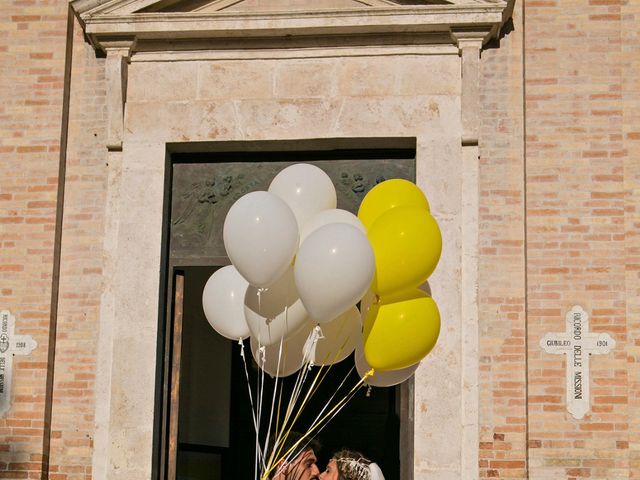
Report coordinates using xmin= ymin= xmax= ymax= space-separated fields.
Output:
xmin=154 ymin=140 xmax=417 ymax=480
xmin=176 ymin=266 xmax=400 ymax=480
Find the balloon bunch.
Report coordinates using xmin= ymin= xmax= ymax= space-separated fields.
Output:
xmin=203 ymin=163 xmax=375 ymax=375
xmin=201 ymin=164 xmax=442 ymax=478
xmin=355 ymin=179 xmax=442 ymax=386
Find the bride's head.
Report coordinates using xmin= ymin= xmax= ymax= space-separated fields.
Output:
xmin=319 ymin=450 xmax=384 ymax=480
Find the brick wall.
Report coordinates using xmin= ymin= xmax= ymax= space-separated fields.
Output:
xmin=1 ymin=0 xmax=638 ymax=479
xmin=46 ymin=17 xmax=106 ymax=480
xmin=0 ymin=1 xmax=106 ymax=477
xmin=479 ymin=0 xmax=639 ymax=478
xmin=525 ymin=0 xmax=631 ymax=478
xmin=622 ymin=1 xmax=640 ymax=478
xmin=478 ymin=1 xmax=528 ymax=478
xmin=0 ymin=0 xmax=69 ymax=477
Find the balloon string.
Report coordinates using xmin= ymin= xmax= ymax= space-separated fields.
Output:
xmin=272 ymin=295 xmax=291 ymax=450
xmin=291 ymin=337 xmax=343 ymax=428
xmin=266 ymin=359 xmax=360 ymax=479
xmin=283 ymin=318 xmax=308 ymax=428
xmin=276 ymin=361 xmax=325 ymax=448
xmin=304 ymin=375 xmax=369 ymax=449
xmin=274 ymin=379 xmax=284 ymax=450
xmin=272 ymin=362 xmax=348 ymax=477
xmin=239 ymin=339 xmax=260 ymax=440
xmin=314 ymin=323 xmax=352 ymax=371
xmin=264 ymin=342 xmax=301 ymax=472
xmin=302 ymin=325 xmax=323 ymax=368
xmin=268 ymin=324 xmax=350 ymax=472
xmin=264 ymin=327 xmax=320 ymax=476
xmin=282 ymin=329 xmax=314 ymax=418
xmin=262 ymin=336 xmax=284 ymax=473
xmin=279 ymin=359 xmax=351 ymax=464
xmin=239 ymin=339 xmax=262 ymax=479
xmin=265 ymin=369 xmax=319 ymax=480
xmin=301 ymin=323 xmax=354 ymax=406
xmin=310 ymin=315 xmax=357 ymax=394
xmin=257 ymin=346 xmax=267 ymax=471
xmin=257 ymin=287 xmax=265 ymax=314
xmin=261 ymin=326 xmax=364 ymax=479
xmin=283 ymin=327 xmax=320 ymax=419
xmin=263 ymin=369 xmax=373 ymax=479
xmin=264 ymin=266 xmax=296 ymax=473
xmin=284 ymin=373 xmax=367 ymax=472
xmin=268 ymin=343 xmax=287 ymax=472
xmin=296 ymin=369 xmax=372 ymax=453
xmin=305 ymin=365 xmax=357 ymax=438
xmin=264 ymin=335 xmax=312 ymax=473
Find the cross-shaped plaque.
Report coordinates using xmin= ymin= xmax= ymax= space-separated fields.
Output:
xmin=0 ymin=310 xmax=37 ymax=416
xmin=539 ymin=305 xmax=615 ymax=419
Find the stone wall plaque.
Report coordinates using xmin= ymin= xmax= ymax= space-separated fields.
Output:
xmin=0 ymin=310 xmax=37 ymax=416
xmin=539 ymin=305 xmax=615 ymax=419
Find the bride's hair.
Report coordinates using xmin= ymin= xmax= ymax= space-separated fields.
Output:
xmin=332 ymin=450 xmax=372 ymax=480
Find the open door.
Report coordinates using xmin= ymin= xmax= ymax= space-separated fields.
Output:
xmin=161 ymin=271 xmax=184 ymax=480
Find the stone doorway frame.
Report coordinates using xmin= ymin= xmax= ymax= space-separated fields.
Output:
xmin=156 ymin=139 xmax=419 ymax=479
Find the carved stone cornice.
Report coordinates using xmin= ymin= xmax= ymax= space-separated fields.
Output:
xmin=71 ymin=0 xmax=513 ymax=55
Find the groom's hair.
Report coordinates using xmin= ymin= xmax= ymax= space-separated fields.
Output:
xmin=268 ymin=431 xmax=321 ymax=471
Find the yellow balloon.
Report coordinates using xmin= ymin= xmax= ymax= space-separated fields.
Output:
xmin=362 ymin=289 xmax=415 ymax=344
xmin=357 ymin=179 xmax=430 ymax=231
xmin=363 ymin=288 xmax=425 ymax=343
xmin=364 ymin=291 xmax=440 ymax=371
xmin=362 ymin=300 xmax=379 ymax=340
xmin=368 ymin=207 xmax=442 ymax=296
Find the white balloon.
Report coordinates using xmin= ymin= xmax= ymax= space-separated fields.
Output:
xmin=250 ymin=324 xmax=312 ymax=378
xmin=295 ymin=223 xmax=375 ymax=323
xmin=223 ymin=191 xmax=299 ymax=288
xmin=355 ymin=341 xmax=419 ymax=387
xmin=314 ymin=307 xmax=361 ymax=366
xmin=202 ymin=266 xmax=251 ymax=340
xmin=269 ymin=164 xmax=337 ymax=228
xmin=244 ymin=267 xmax=309 ymax=346
xmin=299 ymin=209 xmax=366 ymax=245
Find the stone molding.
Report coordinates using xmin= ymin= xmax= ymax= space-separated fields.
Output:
xmin=71 ymin=0 xmax=512 ymax=55
xmin=78 ymin=0 xmax=401 ymax=15
xmin=450 ymin=27 xmax=485 ymax=479
xmin=71 ymin=0 xmax=514 ymax=153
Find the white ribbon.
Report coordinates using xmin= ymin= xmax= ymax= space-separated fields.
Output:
xmin=302 ymin=325 xmax=324 ymax=367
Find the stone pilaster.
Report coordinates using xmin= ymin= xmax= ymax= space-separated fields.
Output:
xmin=451 ymin=28 xmax=489 ymax=480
